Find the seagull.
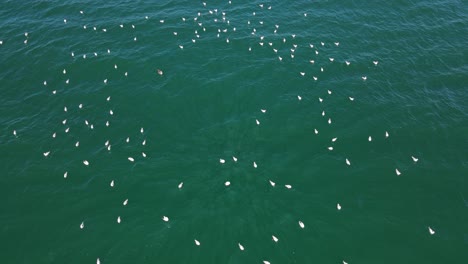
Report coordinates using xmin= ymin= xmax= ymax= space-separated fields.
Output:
xmin=261 ymin=109 xmax=267 ymax=113
xmin=63 ymin=171 xmax=67 ymax=178
xmin=109 ymin=110 xmax=113 ymax=115
xmin=83 ymin=160 xmax=89 ymax=166
xmin=346 ymin=159 xmax=351 ymax=166
xmin=269 ymin=180 xmax=275 ymax=187
xmin=225 ymin=181 xmax=231 ymax=186
xmin=332 ymin=137 xmax=337 ymax=142
xmin=194 ymin=239 xmax=201 ymax=246
xmin=428 ymin=227 xmax=435 ymax=235
xmin=142 ymin=152 xmax=147 ymax=158
xmin=43 ymin=151 xmax=50 ymax=157
xmin=310 ymin=60 xmax=315 ymax=64
xmin=328 ymin=146 xmax=334 ymax=151
xmin=362 ymin=76 xmax=367 ymax=81
xmin=411 ymin=156 xmax=419 ymax=162
xmin=178 ymin=182 xmax=183 ymax=189
xmin=313 ymin=76 xmax=318 ymax=81
xmin=220 ymin=159 xmax=225 ymax=164
xmin=329 ymin=58 xmax=334 ymax=62
xmin=140 ymin=127 xmax=144 ymax=134
xmin=337 ymin=203 xmax=342 ymax=210
xmin=157 ymin=69 xmax=163 ymax=75
xmin=272 ymin=235 xmax=279 ymax=242
xmin=349 ymin=97 xmax=354 ymax=101
xmin=232 ymin=156 xmax=237 ymax=162
xmin=297 ymin=95 xmax=302 ymax=100
xmin=238 ymin=243 xmax=244 ymax=251
xmin=142 ymin=139 xmax=146 ymax=146
xmin=328 ymin=118 xmax=332 ymax=124
xmin=285 ymin=184 xmax=292 ymax=189
xmin=314 ymin=129 xmax=318 ymax=134
xmin=385 ymin=131 xmax=389 ymax=138
xmin=117 ymin=216 xmax=121 ymax=223
xmin=13 ymin=130 xmax=17 ymax=137
xmin=298 ymin=221 xmax=305 ymax=228
xmin=368 ymin=136 xmax=372 ymax=142
xmin=75 ymin=141 xmax=79 ymax=147
xmin=345 ymin=61 xmax=351 ymax=66
xmin=97 ymin=258 xmax=100 ymax=264
xmin=343 ymin=261 xmax=348 ymax=264
xmin=263 ymin=261 xmax=270 ymax=264
xmin=110 ymin=180 xmax=114 ymax=187
xmin=335 ymin=42 xmax=340 ymax=46
xmin=80 ymin=222 xmax=84 ymax=229
xmin=123 ymin=199 xmax=128 ymax=206
xmin=162 ymin=216 xmax=169 ymax=222
xmin=253 ymin=162 xmax=257 ymax=168
xmin=300 ymin=72 xmax=305 ymax=76
xmin=128 ymin=157 xmax=135 ymax=162
xmin=373 ymin=61 xmax=379 ymax=66
xmin=328 ymin=90 xmax=332 ymax=95
xmin=395 ymin=168 xmax=401 ymax=176
xmin=256 ymin=119 xmax=260 ymax=125
xmin=104 ymin=79 xmax=107 ymax=84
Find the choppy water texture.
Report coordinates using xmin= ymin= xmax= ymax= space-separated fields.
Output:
xmin=1 ymin=0 xmax=468 ymax=263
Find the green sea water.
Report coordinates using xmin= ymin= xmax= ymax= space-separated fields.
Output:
xmin=1 ymin=0 xmax=467 ymax=263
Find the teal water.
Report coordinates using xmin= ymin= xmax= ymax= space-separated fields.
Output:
xmin=1 ymin=0 xmax=467 ymax=263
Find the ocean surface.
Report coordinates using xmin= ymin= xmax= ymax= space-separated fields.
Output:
xmin=1 ymin=0 xmax=467 ymax=263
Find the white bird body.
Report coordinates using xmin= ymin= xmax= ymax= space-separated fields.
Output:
xmin=232 ymin=156 xmax=237 ymax=162
xmin=346 ymin=159 xmax=350 ymax=166
xmin=64 ymin=171 xmax=68 ymax=178
xmin=194 ymin=239 xmax=201 ymax=246
xmin=80 ymin=222 xmax=84 ymax=229
xmin=128 ymin=157 xmax=134 ymax=162
xmin=110 ymin=180 xmax=114 ymax=187
xmin=83 ymin=160 xmax=89 ymax=166
xmin=269 ymin=180 xmax=275 ymax=187
xmin=337 ymin=203 xmax=342 ymax=210
xmin=123 ymin=199 xmax=128 ymax=206
xmin=314 ymin=129 xmax=318 ymax=134
xmin=238 ymin=243 xmax=244 ymax=251
xmin=428 ymin=227 xmax=435 ymax=235
xmin=285 ymin=184 xmax=292 ymax=189
xmin=368 ymin=136 xmax=372 ymax=142
xmin=225 ymin=181 xmax=231 ymax=186
xmin=253 ymin=162 xmax=257 ymax=168
xmin=299 ymin=221 xmax=305 ymax=228
xmin=395 ymin=168 xmax=401 ymax=176
xmin=256 ymin=119 xmax=260 ymax=125
xmin=220 ymin=159 xmax=225 ymax=164
xmin=178 ymin=182 xmax=183 ymax=189
xmin=162 ymin=216 xmax=169 ymax=222
xmin=272 ymin=235 xmax=278 ymax=242
xmin=117 ymin=216 xmax=121 ymax=223
xmin=43 ymin=151 xmax=50 ymax=157
xmin=297 ymin=95 xmax=302 ymax=100
xmin=412 ymin=156 xmax=419 ymax=162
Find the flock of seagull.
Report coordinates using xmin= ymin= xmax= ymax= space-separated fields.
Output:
xmin=3 ymin=1 xmax=437 ymax=263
